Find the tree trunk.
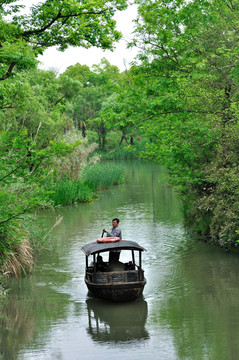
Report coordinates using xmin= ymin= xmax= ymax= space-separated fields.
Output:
xmin=98 ymin=121 xmax=106 ymax=151
xmin=119 ymin=134 xmax=128 ymax=146
xmin=81 ymin=120 xmax=86 ymax=138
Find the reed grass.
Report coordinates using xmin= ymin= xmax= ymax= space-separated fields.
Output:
xmin=53 ymin=130 xmax=99 ymax=181
xmin=0 ymin=283 xmax=5 ymax=299
xmin=99 ymin=147 xmax=136 ymax=160
xmin=45 ymin=179 xmax=95 ymax=206
xmin=0 ymin=239 xmax=33 ymax=278
xmin=0 ymin=217 xmax=36 ymax=277
xmin=0 ymin=215 xmax=63 ymax=277
xmin=81 ymin=162 xmax=126 ymax=190
xmin=44 ymin=162 xmax=126 ymax=206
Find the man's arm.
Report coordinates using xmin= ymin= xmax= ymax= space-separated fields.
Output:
xmin=103 ymin=226 xmax=122 ymax=238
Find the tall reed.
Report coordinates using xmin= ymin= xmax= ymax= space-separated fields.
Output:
xmin=53 ymin=131 xmax=99 ymax=181
xmin=45 ymin=179 xmax=95 ymax=206
xmin=0 ymin=221 xmax=34 ymax=278
xmin=81 ymin=162 xmax=126 ymax=190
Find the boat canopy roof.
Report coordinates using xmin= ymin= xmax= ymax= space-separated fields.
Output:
xmin=81 ymin=240 xmax=146 ymax=256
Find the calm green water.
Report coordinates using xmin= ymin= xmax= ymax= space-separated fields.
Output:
xmin=1 ymin=161 xmax=239 ymax=360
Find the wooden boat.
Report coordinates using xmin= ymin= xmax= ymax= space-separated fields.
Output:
xmin=81 ymin=239 xmax=147 ymax=302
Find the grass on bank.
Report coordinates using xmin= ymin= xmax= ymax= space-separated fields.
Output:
xmin=0 ymin=131 xmax=129 ymax=280
xmin=45 ymin=179 xmax=95 ymax=206
xmin=44 ymin=161 xmax=126 ymax=206
xmin=99 ymin=147 xmax=136 ymax=160
xmin=0 ymin=219 xmax=35 ymax=278
xmin=81 ymin=162 xmax=126 ymax=190
xmin=0 ymin=162 xmax=127 ymax=279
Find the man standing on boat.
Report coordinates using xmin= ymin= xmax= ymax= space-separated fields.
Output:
xmin=103 ymin=218 xmax=122 ymax=240
xmin=103 ymin=218 xmax=122 ymax=261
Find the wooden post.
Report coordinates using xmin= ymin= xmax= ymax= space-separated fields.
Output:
xmin=93 ymin=254 xmax=96 ymax=282
xmin=139 ymin=251 xmax=142 ymax=280
xmin=139 ymin=251 xmax=142 ymax=269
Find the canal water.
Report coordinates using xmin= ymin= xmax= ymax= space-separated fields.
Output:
xmin=1 ymin=161 xmax=239 ymax=360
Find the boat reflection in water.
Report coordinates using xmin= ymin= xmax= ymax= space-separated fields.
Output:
xmin=86 ymin=297 xmax=149 ymax=343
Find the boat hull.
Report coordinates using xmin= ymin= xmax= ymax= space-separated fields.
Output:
xmin=85 ymin=269 xmax=146 ymax=302
xmin=85 ymin=278 xmax=146 ymax=302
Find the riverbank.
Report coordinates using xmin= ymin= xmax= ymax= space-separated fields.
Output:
xmin=0 ymin=161 xmax=127 ymax=278
xmin=44 ymin=162 xmax=126 ymax=206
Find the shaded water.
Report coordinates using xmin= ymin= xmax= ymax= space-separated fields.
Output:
xmin=1 ymin=161 xmax=239 ymax=360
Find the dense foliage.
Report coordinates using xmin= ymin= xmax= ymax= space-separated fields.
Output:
xmin=0 ymin=0 xmax=130 ymax=278
xmin=128 ymin=0 xmax=239 ymax=247
xmin=60 ymin=0 xmax=239 ymax=248
xmin=2 ymin=0 xmax=239 ymax=282
xmin=0 ymin=0 xmax=128 ymax=80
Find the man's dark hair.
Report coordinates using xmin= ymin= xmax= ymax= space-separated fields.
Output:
xmin=112 ymin=218 xmax=119 ymax=223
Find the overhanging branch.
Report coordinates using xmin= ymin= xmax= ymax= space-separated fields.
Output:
xmin=0 ymin=62 xmax=17 ymax=81
xmin=132 ymin=108 xmax=224 ymax=127
xmin=21 ymin=8 xmax=109 ymax=38
xmin=0 ymin=207 xmax=31 ymax=226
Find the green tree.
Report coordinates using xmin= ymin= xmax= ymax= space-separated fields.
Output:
xmin=0 ymin=0 xmax=128 ymax=80
xmin=103 ymin=0 xmax=239 ymax=246
xmin=0 ymin=68 xmax=82 ymax=147
xmin=64 ymin=58 xmax=122 ymax=146
xmin=0 ymin=0 xmax=132 ymax=276
xmin=0 ymin=129 xmax=78 ymax=273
